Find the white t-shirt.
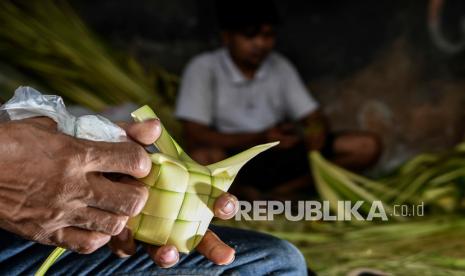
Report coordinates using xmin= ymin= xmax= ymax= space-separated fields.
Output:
xmin=175 ymin=48 xmax=319 ymax=133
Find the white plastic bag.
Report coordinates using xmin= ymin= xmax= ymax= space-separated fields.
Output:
xmin=0 ymin=86 xmax=126 ymax=142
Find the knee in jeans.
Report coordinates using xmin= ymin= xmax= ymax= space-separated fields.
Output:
xmin=267 ymin=238 xmax=307 ymax=273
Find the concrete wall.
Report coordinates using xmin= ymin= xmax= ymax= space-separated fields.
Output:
xmin=73 ymin=0 xmax=465 ymax=171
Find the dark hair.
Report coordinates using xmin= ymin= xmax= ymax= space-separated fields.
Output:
xmin=216 ymin=0 xmax=280 ymax=32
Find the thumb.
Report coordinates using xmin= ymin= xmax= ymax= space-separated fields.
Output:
xmin=120 ymin=119 xmax=162 ymax=145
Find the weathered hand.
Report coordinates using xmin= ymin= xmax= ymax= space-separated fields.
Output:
xmin=109 ymin=120 xmax=238 ymax=267
xmin=0 ymin=117 xmax=153 ymax=253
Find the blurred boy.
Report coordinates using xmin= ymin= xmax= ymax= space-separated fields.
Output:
xmin=175 ymin=0 xmax=381 ymax=200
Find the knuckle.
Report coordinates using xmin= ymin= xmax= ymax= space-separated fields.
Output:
xmin=79 ymin=143 xmax=104 ymax=168
xmin=74 ymin=183 xmax=94 ymax=204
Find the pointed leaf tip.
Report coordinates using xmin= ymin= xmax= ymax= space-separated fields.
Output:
xmin=207 ymin=141 xmax=279 ymax=177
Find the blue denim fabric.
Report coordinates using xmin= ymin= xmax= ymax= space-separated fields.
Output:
xmin=0 ymin=225 xmax=307 ymax=275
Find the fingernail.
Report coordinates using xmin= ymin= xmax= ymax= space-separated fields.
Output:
xmin=212 ymin=246 xmax=235 ymax=266
xmin=222 ymin=199 xmax=235 ymax=215
xmin=160 ymin=247 xmax=177 ymax=264
xmin=147 ymin=118 xmax=161 ymax=128
xmin=224 ymin=255 xmax=235 ymax=265
xmin=140 ymin=118 xmax=160 ymax=124
xmin=140 ymin=156 xmax=152 ymax=174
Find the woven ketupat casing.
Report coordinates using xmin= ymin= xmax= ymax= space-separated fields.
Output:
xmin=128 ymin=105 xmax=278 ymax=253
xmin=128 ymin=156 xmax=218 ymax=252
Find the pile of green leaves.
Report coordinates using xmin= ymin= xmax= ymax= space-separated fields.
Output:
xmin=311 ymin=142 xmax=465 ymax=217
xmin=0 ymin=0 xmax=179 ymax=133
xmin=217 ymin=215 xmax=465 ymax=275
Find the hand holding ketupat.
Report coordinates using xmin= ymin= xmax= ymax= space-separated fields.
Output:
xmin=37 ymin=105 xmax=278 ymax=274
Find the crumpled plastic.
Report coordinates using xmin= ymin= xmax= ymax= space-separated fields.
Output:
xmin=0 ymin=86 xmax=126 ymax=142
